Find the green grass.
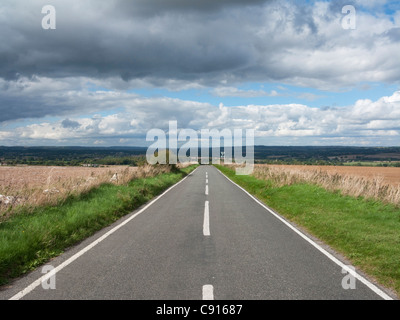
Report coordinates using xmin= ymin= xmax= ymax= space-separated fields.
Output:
xmin=215 ymin=165 xmax=400 ymax=297
xmin=0 ymin=165 xmax=197 ymax=286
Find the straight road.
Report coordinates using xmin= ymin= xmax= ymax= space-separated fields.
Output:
xmin=0 ymin=165 xmax=393 ymax=300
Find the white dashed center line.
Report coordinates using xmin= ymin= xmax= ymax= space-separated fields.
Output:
xmin=203 ymin=200 xmax=210 ymax=236
xmin=202 ymin=285 xmax=214 ymax=300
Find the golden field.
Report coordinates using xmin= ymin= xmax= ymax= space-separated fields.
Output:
xmin=264 ymin=165 xmax=400 ymax=186
xmin=252 ymin=164 xmax=400 ymax=206
xmin=0 ymin=165 xmax=137 ymax=190
xmin=0 ymin=165 xmax=174 ymax=216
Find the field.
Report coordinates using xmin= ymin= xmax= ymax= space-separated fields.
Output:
xmin=0 ymin=165 xmax=139 ymax=190
xmin=252 ymin=164 xmax=400 ymax=206
xmin=263 ymin=164 xmax=400 ymax=186
xmin=0 ymin=165 xmax=167 ymax=217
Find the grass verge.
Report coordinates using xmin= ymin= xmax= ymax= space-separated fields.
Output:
xmin=0 ymin=165 xmax=198 ymax=286
xmin=215 ymin=164 xmax=400 ymax=298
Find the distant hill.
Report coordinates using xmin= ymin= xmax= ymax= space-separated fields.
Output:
xmin=252 ymin=146 xmax=400 ymax=163
xmin=0 ymin=146 xmax=148 ymax=166
xmin=0 ymin=146 xmax=399 ymax=166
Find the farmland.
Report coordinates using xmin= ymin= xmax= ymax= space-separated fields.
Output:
xmin=252 ymin=164 xmax=400 ymax=206
xmin=2 ymin=146 xmax=400 ymax=167
xmin=262 ymin=164 xmax=400 ymax=186
xmin=0 ymin=165 xmax=138 ymax=191
xmin=0 ymin=165 xmax=153 ymax=218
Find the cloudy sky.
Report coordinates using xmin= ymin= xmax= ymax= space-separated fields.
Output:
xmin=0 ymin=0 xmax=399 ymax=146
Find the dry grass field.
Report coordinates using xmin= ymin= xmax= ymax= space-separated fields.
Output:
xmin=265 ymin=165 xmax=400 ymax=186
xmin=0 ymin=165 xmax=177 ymax=215
xmin=252 ymin=164 xmax=400 ymax=206
xmin=0 ymin=165 xmax=138 ymax=190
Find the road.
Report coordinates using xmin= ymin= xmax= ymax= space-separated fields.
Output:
xmin=0 ymin=165 xmax=393 ymax=300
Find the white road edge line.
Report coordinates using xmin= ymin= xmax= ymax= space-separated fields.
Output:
xmin=216 ymin=168 xmax=394 ymax=301
xmin=202 ymin=284 xmax=214 ymax=300
xmin=203 ymin=201 xmax=210 ymax=236
xmin=9 ymin=167 xmax=200 ymax=300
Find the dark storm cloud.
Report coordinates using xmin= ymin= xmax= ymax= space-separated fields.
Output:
xmin=0 ymin=0 xmax=399 ymax=125
xmin=117 ymin=0 xmax=270 ymax=15
xmin=0 ymin=76 xmax=133 ymax=122
xmin=1 ymin=0 xmax=399 ymax=88
xmin=0 ymin=92 xmax=83 ymax=122
xmin=4 ymin=0 xmax=397 ymax=87
xmin=0 ymin=0 xmax=288 ymax=85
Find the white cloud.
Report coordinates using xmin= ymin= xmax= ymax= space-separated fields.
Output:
xmin=1 ymin=90 xmax=399 ymax=146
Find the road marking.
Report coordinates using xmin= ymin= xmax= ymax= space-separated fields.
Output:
xmin=205 ymin=185 xmax=209 ymax=195
xmin=216 ymin=168 xmax=394 ymax=301
xmin=202 ymin=285 xmax=214 ymax=300
xmin=203 ymin=201 xmax=210 ymax=236
xmin=206 ymin=178 xmax=208 ymax=184
xmin=9 ymin=167 xmax=200 ymax=300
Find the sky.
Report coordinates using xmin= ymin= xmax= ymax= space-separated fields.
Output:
xmin=0 ymin=0 xmax=399 ymax=147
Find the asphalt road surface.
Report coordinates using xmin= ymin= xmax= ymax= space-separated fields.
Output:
xmin=0 ymin=165 xmax=394 ymax=300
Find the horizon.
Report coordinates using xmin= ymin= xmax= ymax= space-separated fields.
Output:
xmin=1 ymin=145 xmax=399 ymax=149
